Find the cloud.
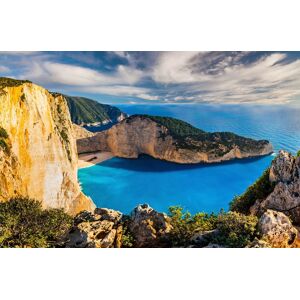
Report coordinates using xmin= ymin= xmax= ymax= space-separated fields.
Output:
xmin=1 ymin=51 xmax=300 ymax=104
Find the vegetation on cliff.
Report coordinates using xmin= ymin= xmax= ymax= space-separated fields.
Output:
xmin=0 ymin=127 xmax=10 ymax=155
xmin=54 ymin=94 xmax=125 ymax=125
xmin=230 ymin=168 xmax=275 ymax=214
xmin=0 ymin=198 xmax=72 ymax=248
xmin=167 ymin=206 xmax=258 ymax=247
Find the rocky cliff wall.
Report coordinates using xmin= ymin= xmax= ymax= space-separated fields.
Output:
xmin=0 ymin=81 xmax=94 ymax=214
xmin=77 ymin=115 xmax=273 ymax=164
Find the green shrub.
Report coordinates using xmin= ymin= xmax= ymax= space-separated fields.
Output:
xmin=168 ymin=206 xmax=217 ymax=246
xmin=0 ymin=198 xmax=72 ymax=248
xmin=296 ymin=150 xmax=300 ymax=157
xmin=0 ymin=127 xmax=8 ymax=139
xmin=230 ymin=168 xmax=275 ymax=214
xmin=0 ymin=139 xmax=10 ymax=155
xmin=212 ymin=212 xmax=258 ymax=247
xmin=120 ymin=216 xmax=135 ymax=248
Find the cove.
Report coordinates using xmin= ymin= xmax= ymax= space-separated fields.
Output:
xmin=78 ymin=104 xmax=300 ymax=215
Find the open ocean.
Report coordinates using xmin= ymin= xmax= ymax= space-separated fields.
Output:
xmin=78 ymin=104 xmax=300 ymax=215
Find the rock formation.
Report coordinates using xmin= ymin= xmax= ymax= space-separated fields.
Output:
xmin=128 ymin=204 xmax=173 ymax=247
xmin=65 ymin=208 xmax=123 ymax=248
xmin=72 ymin=123 xmax=95 ymax=139
xmin=77 ymin=115 xmax=273 ymax=164
xmin=251 ymin=150 xmax=300 ymax=224
xmin=0 ymin=78 xmax=94 ymax=215
xmin=257 ymin=209 xmax=298 ymax=248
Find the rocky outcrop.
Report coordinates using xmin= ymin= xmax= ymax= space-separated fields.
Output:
xmin=77 ymin=115 xmax=273 ymax=164
xmin=72 ymin=124 xmax=95 ymax=139
xmin=0 ymin=78 xmax=94 ymax=215
xmin=65 ymin=208 xmax=122 ymax=248
xmin=251 ymin=150 xmax=300 ymax=224
xmin=257 ymin=210 xmax=298 ymax=248
xmin=128 ymin=204 xmax=173 ymax=247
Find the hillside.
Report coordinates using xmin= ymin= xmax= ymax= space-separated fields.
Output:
xmin=77 ymin=114 xmax=273 ymax=163
xmin=51 ymin=94 xmax=126 ymax=126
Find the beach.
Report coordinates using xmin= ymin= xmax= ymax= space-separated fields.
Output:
xmin=78 ymin=151 xmax=114 ymax=169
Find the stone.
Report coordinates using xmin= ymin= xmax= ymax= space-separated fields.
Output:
xmin=128 ymin=204 xmax=173 ymax=247
xmin=190 ymin=230 xmax=219 ymax=247
xmin=251 ymin=150 xmax=300 ymax=223
xmin=258 ymin=209 xmax=298 ymax=248
xmin=66 ymin=208 xmax=122 ymax=248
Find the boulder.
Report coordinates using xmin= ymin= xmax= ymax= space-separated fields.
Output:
xmin=66 ymin=208 xmax=122 ymax=248
xmin=128 ymin=204 xmax=173 ymax=247
xmin=190 ymin=230 xmax=219 ymax=247
xmin=257 ymin=209 xmax=298 ymax=248
xmin=251 ymin=151 xmax=300 ymax=224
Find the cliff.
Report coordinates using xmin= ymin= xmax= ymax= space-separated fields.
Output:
xmin=53 ymin=93 xmax=127 ymax=126
xmin=0 ymin=77 xmax=94 ymax=215
xmin=77 ymin=114 xmax=273 ymax=164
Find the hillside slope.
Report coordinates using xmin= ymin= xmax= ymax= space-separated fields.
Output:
xmin=52 ymin=94 xmax=126 ymax=126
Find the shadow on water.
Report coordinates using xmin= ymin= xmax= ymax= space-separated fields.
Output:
xmin=98 ymin=154 xmax=272 ymax=173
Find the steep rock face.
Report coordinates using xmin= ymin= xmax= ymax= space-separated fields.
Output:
xmin=251 ymin=150 xmax=300 ymax=224
xmin=257 ymin=210 xmax=298 ymax=248
xmin=0 ymin=79 xmax=94 ymax=214
xmin=72 ymin=123 xmax=95 ymax=139
xmin=77 ymin=115 xmax=273 ymax=164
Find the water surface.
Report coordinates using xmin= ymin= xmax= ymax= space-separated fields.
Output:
xmin=78 ymin=104 xmax=300 ymax=214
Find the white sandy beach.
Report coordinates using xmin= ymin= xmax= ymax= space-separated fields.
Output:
xmin=78 ymin=151 xmax=114 ymax=169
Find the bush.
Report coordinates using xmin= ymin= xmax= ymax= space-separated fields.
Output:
xmin=0 ymin=127 xmax=8 ymax=139
xmin=0 ymin=198 xmax=73 ymax=248
xmin=296 ymin=150 xmax=300 ymax=157
xmin=168 ymin=206 xmax=217 ymax=246
xmin=0 ymin=139 xmax=10 ymax=155
xmin=230 ymin=168 xmax=275 ymax=214
xmin=212 ymin=211 xmax=258 ymax=247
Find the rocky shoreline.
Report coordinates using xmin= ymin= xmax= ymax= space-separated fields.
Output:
xmin=76 ymin=115 xmax=273 ymax=164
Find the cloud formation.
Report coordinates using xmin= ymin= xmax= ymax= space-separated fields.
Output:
xmin=0 ymin=51 xmax=299 ymax=104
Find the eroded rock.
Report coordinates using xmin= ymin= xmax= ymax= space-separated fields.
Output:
xmin=128 ymin=204 xmax=173 ymax=247
xmin=258 ymin=209 xmax=298 ymax=248
xmin=66 ymin=208 xmax=122 ymax=248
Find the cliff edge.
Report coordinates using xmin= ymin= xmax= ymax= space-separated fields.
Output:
xmin=0 ymin=77 xmax=94 ymax=215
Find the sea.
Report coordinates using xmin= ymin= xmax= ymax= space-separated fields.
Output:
xmin=78 ymin=104 xmax=300 ymax=215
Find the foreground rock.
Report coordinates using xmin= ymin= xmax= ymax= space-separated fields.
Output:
xmin=77 ymin=115 xmax=273 ymax=164
xmin=251 ymin=151 xmax=300 ymax=224
xmin=66 ymin=208 xmax=123 ymax=248
xmin=129 ymin=204 xmax=173 ymax=247
xmin=256 ymin=210 xmax=298 ymax=248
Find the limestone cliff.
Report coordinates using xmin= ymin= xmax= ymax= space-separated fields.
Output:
xmin=251 ymin=150 xmax=300 ymax=224
xmin=0 ymin=78 xmax=94 ymax=215
xmin=77 ymin=115 xmax=273 ymax=164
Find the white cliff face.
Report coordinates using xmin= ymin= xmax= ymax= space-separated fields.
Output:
xmin=77 ymin=116 xmax=273 ymax=164
xmin=0 ymin=82 xmax=94 ymax=215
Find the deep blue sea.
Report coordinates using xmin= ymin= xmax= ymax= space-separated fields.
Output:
xmin=78 ymin=104 xmax=300 ymax=215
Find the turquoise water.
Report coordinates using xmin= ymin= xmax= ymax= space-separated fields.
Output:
xmin=78 ymin=104 xmax=300 ymax=215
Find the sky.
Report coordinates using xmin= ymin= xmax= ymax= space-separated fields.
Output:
xmin=0 ymin=51 xmax=300 ymax=105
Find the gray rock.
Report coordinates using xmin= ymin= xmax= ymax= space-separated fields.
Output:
xmin=258 ymin=209 xmax=298 ymax=248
